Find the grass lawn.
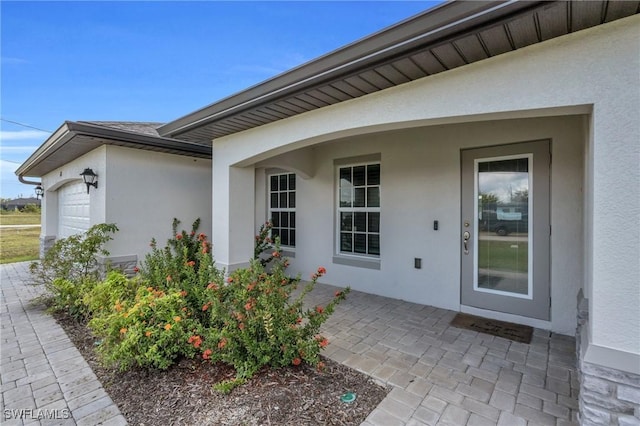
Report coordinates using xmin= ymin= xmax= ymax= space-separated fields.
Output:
xmin=0 ymin=214 xmax=41 ymax=226
xmin=0 ymin=227 xmax=40 ymax=264
xmin=478 ymin=239 xmax=528 ymax=273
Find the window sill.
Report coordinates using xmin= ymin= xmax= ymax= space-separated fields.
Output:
xmin=332 ymin=255 xmax=380 ymax=270
xmin=281 ymin=249 xmax=295 ymax=258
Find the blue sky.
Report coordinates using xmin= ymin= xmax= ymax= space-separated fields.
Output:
xmin=0 ymin=1 xmax=440 ymax=199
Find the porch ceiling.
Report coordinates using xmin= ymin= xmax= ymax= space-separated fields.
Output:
xmin=158 ymin=0 xmax=639 ymax=144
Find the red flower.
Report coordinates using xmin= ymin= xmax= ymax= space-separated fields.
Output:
xmin=198 ymin=233 xmax=207 ymax=241
xmin=227 ymin=277 xmax=234 ymax=283
xmin=317 ymin=361 xmax=325 ymax=371
xmin=176 ymin=234 xmax=183 ymax=240
xmin=186 ymin=260 xmax=196 ymax=267
xmin=189 ymin=335 xmax=203 ymax=349
xmin=202 ymin=349 xmax=212 ymax=360
xmin=247 ymin=282 xmax=256 ymax=291
xmin=334 ymin=291 xmax=342 ymax=298
xmin=218 ymin=338 xmax=227 ymax=349
xmin=244 ymin=302 xmax=253 ymax=311
xmin=238 ymin=322 xmax=245 ymax=330
xmin=133 ymin=266 xmax=140 ymax=273
xmin=317 ymin=266 xmax=327 ymax=275
xmin=292 ymin=358 xmax=301 ymax=366
xmin=317 ymin=337 xmax=329 ymax=348
xmin=315 ymin=306 xmax=324 ymax=314
xmin=272 ymin=251 xmax=281 ymax=258
xmin=180 ymin=290 xmax=187 ymax=297
xmin=296 ymin=317 xmax=302 ymax=324
xmin=207 ymin=282 xmax=218 ymax=290
xmin=202 ymin=303 xmax=211 ymax=311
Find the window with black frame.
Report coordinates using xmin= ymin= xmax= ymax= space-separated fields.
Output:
xmin=337 ymin=163 xmax=380 ymax=256
xmin=269 ymin=172 xmax=296 ymax=247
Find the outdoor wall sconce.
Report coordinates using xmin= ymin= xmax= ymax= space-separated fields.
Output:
xmin=35 ymin=185 xmax=44 ymax=199
xmin=80 ymin=168 xmax=98 ymax=194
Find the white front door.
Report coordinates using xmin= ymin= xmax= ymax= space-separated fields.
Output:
xmin=461 ymin=140 xmax=550 ymax=320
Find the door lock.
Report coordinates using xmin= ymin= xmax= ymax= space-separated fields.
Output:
xmin=463 ymin=231 xmax=470 ymax=255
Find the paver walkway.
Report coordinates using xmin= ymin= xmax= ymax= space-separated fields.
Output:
xmin=2 ymin=261 xmax=579 ymax=425
xmin=306 ymin=284 xmax=580 ymax=426
xmin=1 ymin=262 xmax=125 ymax=425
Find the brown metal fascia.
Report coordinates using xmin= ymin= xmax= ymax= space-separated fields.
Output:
xmin=66 ymin=121 xmax=212 ymax=157
xmin=15 ymin=121 xmax=74 ymax=178
xmin=15 ymin=121 xmax=212 ymax=180
xmin=157 ymin=1 xmax=539 ymax=139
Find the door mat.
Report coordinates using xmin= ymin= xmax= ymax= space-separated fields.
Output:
xmin=450 ymin=313 xmax=533 ymax=344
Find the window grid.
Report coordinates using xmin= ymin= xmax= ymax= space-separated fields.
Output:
xmin=337 ymin=163 xmax=380 ymax=257
xmin=269 ymin=173 xmax=296 ymax=247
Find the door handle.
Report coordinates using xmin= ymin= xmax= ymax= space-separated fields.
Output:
xmin=463 ymin=231 xmax=470 ymax=255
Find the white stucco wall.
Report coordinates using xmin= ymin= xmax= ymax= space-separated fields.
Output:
xmin=211 ymin=15 xmax=639 ymax=371
xmin=104 ymin=145 xmax=212 ymax=261
xmin=257 ymin=116 xmax=584 ymax=336
xmin=41 ymin=145 xmax=212 ymax=265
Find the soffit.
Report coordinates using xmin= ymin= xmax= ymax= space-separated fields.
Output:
xmin=17 ymin=121 xmax=212 ymax=178
xmin=159 ymin=0 xmax=639 ymax=143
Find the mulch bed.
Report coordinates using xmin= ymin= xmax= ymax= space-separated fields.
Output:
xmin=53 ymin=312 xmax=389 ymax=425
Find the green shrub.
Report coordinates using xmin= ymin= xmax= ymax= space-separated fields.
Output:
xmin=76 ymin=218 xmax=350 ymax=386
xmin=84 ymin=270 xmax=142 ymax=317
xmin=196 ymin=250 xmax=350 ymax=391
xmin=30 ymin=223 xmax=118 ymax=318
xmin=89 ymin=276 xmax=200 ymax=370
xmin=48 ymin=277 xmax=95 ymax=320
xmin=30 ymin=223 xmax=118 ymax=288
xmin=141 ymin=218 xmax=211 ymax=287
xmin=138 ymin=218 xmax=223 ymax=324
xmin=22 ymin=204 xmax=41 ymax=214
xmin=254 ymin=221 xmax=275 ymax=266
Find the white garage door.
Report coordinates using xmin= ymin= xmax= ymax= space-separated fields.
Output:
xmin=58 ymin=181 xmax=90 ymax=238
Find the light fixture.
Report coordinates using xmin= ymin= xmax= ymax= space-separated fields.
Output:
xmin=80 ymin=168 xmax=98 ymax=194
xmin=35 ymin=185 xmax=44 ymax=200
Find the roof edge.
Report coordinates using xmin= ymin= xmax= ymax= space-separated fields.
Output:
xmin=157 ymin=0 xmax=536 ymax=138
xmin=16 ymin=121 xmax=212 ymax=178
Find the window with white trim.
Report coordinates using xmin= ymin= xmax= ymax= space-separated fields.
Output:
xmin=269 ymin=173 xmax=296 ymax=247
xmin=337 ymin=163 xmax=380 ymax=256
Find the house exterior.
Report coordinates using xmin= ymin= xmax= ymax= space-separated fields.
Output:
xmin=15 ymin=121 xmax=212 ymax=271
xmin=1 ymin=197 xmax=41 ymax=211
xmin=17 ymin=1 xmax=639 ymax=423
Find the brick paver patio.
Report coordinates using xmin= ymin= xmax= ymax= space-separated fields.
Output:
xmin=305 ymin=283 xmax=580 ymax=425
xmin=2 ymin=261 xmax=579 ymax=425
xmin=1 ymin=262 xmax=125 ymax=425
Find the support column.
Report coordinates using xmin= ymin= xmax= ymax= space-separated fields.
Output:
xmin=212 ymin=157 xmax=255 ymax=272
xmin=577 ymin=109 xmax=640 ymax=424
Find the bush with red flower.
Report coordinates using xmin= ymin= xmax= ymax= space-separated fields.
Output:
xmin=197 ymin=250 xmax=349 ymax=392
xmin=68 ymin=218 xmax=349 ymax=393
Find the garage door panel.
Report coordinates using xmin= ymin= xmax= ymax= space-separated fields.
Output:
xmin=58 ymin=181 xmax=90 ymax=238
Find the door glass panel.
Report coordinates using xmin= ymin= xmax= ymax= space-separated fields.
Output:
xmin=476 ymin=156 xmax=530 ymax=297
